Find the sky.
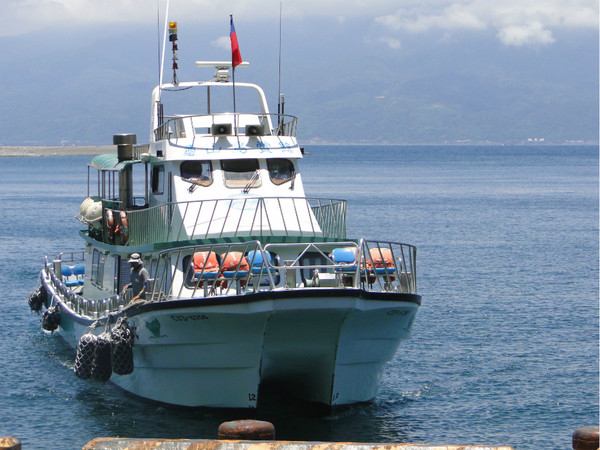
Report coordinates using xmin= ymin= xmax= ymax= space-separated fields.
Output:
xmin=4 ymin=0 xmax=598 ymax=46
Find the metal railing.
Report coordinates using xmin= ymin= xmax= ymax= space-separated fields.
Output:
xmin=43 ymin=253 xmax=125 ymax=319
xmin=146 ymin=239 xmax=418 ymax=302
xmin=101 ymin=197 xmax=346 ymax=246
xmin=265 ymin=240 xmax=418 ymax=294
xmin=41 ymin=239 xmax=418 ymax=319
xmin=154 ymin=113 xmax=298 ymax=142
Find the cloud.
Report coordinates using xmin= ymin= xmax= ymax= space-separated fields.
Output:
xmin=212 ymin=36 xmax=230 ymax=50
xmin=3 ymin=0 xmax=68 ymax=35
xmin=379 ymin=37 xmax=402 ymax=49
xmin=375 ymin=0 xmax=599 ymax=46
xmin=2 ymin=0 xmax=598 ymax=47
xmin=0 ymin=0 xmax=402 ymax=36
xmin=497 ymin=22 xmax=555 ymax=47
xmin=376 ymin=3 xmax=487 ymax=33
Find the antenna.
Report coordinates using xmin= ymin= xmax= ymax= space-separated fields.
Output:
xmin=156 ymin=0 xmax=161 ymax=87
xmin=158 ymin=0 xmax=171 ymax=96
xmin=277 ymin=0 xmax=283 ymax=133
xmin=155 ymin=0 xmax=170 ymax=127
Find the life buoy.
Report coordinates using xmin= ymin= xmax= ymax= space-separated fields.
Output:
xmin=105 ymin=209 xmax=115 ymax=237
xmin=119 ymin=211 xmax=129 ymax=244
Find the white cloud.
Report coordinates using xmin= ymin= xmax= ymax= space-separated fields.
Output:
xmin=379 ymin=37 xmax=402 ymax=49
xmin=0 ymin=0 xmax=403 ymax=36
xmin=375 ymin=0 xmax=599 ymax=46
xmin=211 ymin=36 xmax=230 ymax=50
xmin=3 ymin=0 xmax=67 ymax=35
xmin=2 ymin=0 xmax=598 ymax=45
xmin=497 ymin=22 xmax=555 ymax=47
xmin=376 ymin=3 xmax=486 ymax=33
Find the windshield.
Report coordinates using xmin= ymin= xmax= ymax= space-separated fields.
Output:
xmin=221 ymin=159 xmax=261 ymax=189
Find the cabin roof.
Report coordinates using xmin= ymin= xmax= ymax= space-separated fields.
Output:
xmin=89 ymin=154 xmax=142 ymax=170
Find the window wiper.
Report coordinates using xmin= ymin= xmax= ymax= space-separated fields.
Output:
xmin=243 ymin=170 xmax=260 ymax=194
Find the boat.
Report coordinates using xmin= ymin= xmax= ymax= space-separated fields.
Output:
xmin=29 ymin=22 xmax=422 ymax=408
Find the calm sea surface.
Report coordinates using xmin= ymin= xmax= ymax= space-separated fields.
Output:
xmin=0 ymin=145 xmax=597 ymax=449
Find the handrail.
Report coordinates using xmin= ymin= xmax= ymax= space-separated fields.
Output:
xmin=100 ymin=197 xmax=346 ymax=246
xmin=43 ymin=256 xmax=123 ymax=319
xmin=42 ymin=239 xmax=418 ymax=319
xmin=146 ymin=239 xmax=418 ymax=303
xmin=265 ymin=240 xmax=418 ymax=293
xmin=148 ymin=241 xmax=276 ymax=302
xmin=154 ymin=113 xmax=298 ymax=141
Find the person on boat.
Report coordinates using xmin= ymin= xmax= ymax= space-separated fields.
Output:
xmin=123 ymin=253 xmax=150 ymax=302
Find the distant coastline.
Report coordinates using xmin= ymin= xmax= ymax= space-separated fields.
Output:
xmin=1 ymin=142 xmax=596 ymax=157
xmin=0 ymin=145 xmax=112 ymax=157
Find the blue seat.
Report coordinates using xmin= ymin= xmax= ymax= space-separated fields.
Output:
xmin=222 ymin=270 xmax=249 ymax=278
xmin=374 ymin=267 xmax=395 ymax=275
xmin=192 ymin=251 xmax=220 ymax=280
xmin=196 ymin=271 xmax=219 ymax=279
xmin=246 ymin=250 xmax=274 ymax=275
xmin=61 ymin=265 xmax=82 ymax=287
xmin=73 ymin=263 xmax=85 ymax=285
xmin=221 ymin=252 xmax=249 ymax=279
xmin=73 ymin=264 xmax=85 ymax=276
xmin=331 ymin=247 xmax=358 ymax=272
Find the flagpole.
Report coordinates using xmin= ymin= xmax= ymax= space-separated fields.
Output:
xmin=233 ymin=57 xmax=237 ymax=136
xmin=230 ymin=15 xmax=238 ymax=136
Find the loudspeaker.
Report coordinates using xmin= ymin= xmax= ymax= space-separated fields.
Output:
xmin=245 ymin=124 xmax=265 ymax=136
xmin=212 ymin=123 xmax=232 ymax=136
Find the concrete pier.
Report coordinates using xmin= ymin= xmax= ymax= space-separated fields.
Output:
xmin=82 ymin=439 xmax=513 ymax=450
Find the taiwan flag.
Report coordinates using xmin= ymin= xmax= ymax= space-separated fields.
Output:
xmin=230 ymin=15 xmax=242 ymax=69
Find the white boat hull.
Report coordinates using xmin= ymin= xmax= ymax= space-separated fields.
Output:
xmin=44 ymin=276 xmax=419 ymax=408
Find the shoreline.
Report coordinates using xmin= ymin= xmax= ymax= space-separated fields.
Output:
xmin=0 ymin=145 xmax=112 ymax=157
xmin=1 ymin=142 xmax=596 ymax=157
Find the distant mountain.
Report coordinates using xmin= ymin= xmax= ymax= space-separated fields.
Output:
xmin=0 ymin=19 xmax=597 ymax=145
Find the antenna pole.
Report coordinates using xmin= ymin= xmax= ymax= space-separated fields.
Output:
xmin=158 ymin=0 xmax=170 ymax=97
xmin=233 ymin=63 xmax=237 ymax=135
xmin=277 ymin=0 xmax=283 ymax=133
xmin=157 ymin=0 xmax=161 ymax=88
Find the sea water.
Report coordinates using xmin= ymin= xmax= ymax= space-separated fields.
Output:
xmin=0 ymin=145 xmax=597 ymax=449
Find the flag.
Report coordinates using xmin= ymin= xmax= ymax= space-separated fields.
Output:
xmin=230 ymin=15 xmax=242 ymax=69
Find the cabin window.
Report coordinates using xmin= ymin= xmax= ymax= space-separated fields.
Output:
xmin=151 ymin=165 xmax=165 ymax=194
xmin=221 ymin=159 xmax=261 ymax=189
xmin=92 ymin=169 xmax=119 ymax=201
xmin=267 ymin=159 xmax=295 ymax=185
xmin=181 ymin=161 xmax=213 ymax=187
xmin=91 ymin=248 xmax=105 ymax=287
